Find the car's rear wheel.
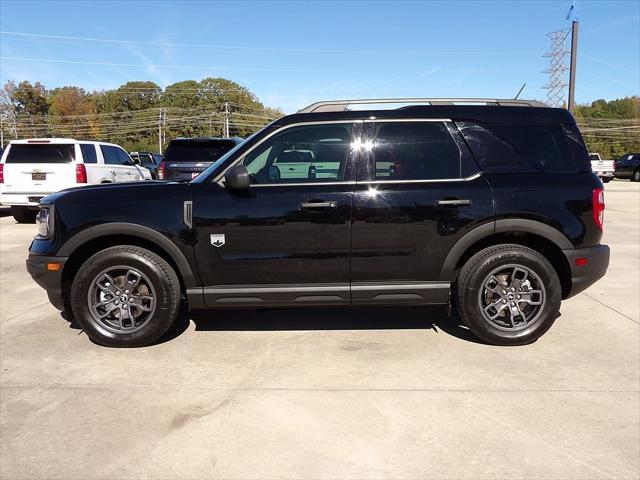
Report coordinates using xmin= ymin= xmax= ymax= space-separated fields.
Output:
xmin=70 ymin=245 xmax=180 ymax=347
xmin=455 ymin=244 xmax=561 ymax=346
xmin=11 ymin=206 xmax=37 ymax=223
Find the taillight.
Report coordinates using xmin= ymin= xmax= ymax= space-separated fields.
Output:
xmin=0 ymin=164 xmax=4 ymax=183
xmin=76 ymin=164 xmax=87 ymax=183
xmin=593 ymin=188 xmax=605 ymax=231
xmin=158 ymin=161 xmax=165 ymax=180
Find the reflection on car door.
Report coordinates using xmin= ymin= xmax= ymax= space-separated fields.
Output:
xmin=192 ymin=122 xmax=362 ymax=307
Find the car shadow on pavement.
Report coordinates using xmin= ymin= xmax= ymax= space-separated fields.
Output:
xmin=178 ymin=306 xmax=485 ymax=345
xmin=61 ymin=304 xmax=484 ymax=346
xmin=0 ymin=207 xmax=12 ymax=218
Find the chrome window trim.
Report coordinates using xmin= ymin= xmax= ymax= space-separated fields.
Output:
xmin=358 ymin=172 xmax=483 ymax=185
xmin=214 ymin=119 xmax=362 ymax=184
xmin=251 ymin=181 xmax=357 ymax=188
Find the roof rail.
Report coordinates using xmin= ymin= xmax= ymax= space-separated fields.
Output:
xmin=297 ymin=97 xmax=548 ymax=113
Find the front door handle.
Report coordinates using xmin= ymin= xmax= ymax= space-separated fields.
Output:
xmin=436 ymin=199 xmax=472 ymax=207
xmin=299 ymin=201 xmax=337 ymax=210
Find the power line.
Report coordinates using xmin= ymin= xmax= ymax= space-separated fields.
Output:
xmin=0 ymin=31 xmax=539 ymax=56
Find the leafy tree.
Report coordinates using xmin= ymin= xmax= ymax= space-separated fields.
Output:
xmin=48 ymin=87 xmax=98 ymax=138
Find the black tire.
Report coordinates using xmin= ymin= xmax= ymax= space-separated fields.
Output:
xmin=70 ymin=245 xmax=181 ymax=347
xmin=602 ymin=177 xmax=612 ymax=183
xmin=455 ymin=244 xmax=561 ymax=346
xmin=632 ymin=169 xmax=640 ymax=182
xmin=11 ymin=206 xmax=37 ymax=223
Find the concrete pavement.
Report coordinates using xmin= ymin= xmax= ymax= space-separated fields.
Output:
xmin=1 ymin=181 xmax=638 ymax=479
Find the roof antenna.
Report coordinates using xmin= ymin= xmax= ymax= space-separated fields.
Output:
xmin=514 ymin=83 xmax=527 ymax=100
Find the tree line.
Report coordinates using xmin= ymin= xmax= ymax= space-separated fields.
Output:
xmin=0 ymin=78 xmax=283 ymax=152
xmin=574 ymin=96 xmax=639 ymax=159
xmin=0 ymin=79 xmax=637 ymax=158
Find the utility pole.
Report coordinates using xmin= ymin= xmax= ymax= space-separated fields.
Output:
xmin=0 ymin=114 xmax=4 ymax=148
xmin=158 ymin=108 xmax=166 ymax=153
xmin=223 ymin=102 xmax=230 ymax=139
xmin=567 ymin=20 xmax=579 ymax=113
xmin=209 ymin=113 xmax=212 ymax=136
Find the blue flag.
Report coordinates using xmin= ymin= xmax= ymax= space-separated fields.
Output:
xmin=566 ymin=0 xmax=577 ymax=21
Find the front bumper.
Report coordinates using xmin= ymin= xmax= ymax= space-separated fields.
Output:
xmin=26 ymin=254 xmax=68 ymax=310
xmin=563 ymin=244 xmax=610 ymax=298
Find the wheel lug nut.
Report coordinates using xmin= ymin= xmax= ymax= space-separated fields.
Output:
xmin=129 ymin=298 xmax=134 ymax=303
xmin=502 ymin=299 xmax=507 ymax=304
xmin=511 ymin=287 xmax=516 ymax=292
xmin=516 ymin=295 xmax=521 ymax=299
xmin=125 ymin=290 xmax=129 ymax=294
xmin=502 ymin=290 xmax=507 ymax=295
xmin=510 ymin=302 xmax=515 ymax=306
xmin=116 ymin=291 xmax=120 ymax=295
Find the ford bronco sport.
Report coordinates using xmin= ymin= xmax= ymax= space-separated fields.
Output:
xmin=26 ymin=98 xmax=610 ymax=347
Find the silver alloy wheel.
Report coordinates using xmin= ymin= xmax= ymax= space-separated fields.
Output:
xmin=87 ymin=266 xmax=156 ymax=334
xmin=478 ymin=263 xmax=546 ymax=331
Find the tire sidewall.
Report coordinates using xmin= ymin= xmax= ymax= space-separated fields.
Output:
xmin=459 ymin=247 xmax=561 ymax=345
xmin=71 ymin=248 xmax=177 ymax=347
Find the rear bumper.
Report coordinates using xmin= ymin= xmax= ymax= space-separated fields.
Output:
xmin=563 ymin=244 xmax=610 ymax=298
xmin=26 ymin=254 xmax=68 ymax=310
xmin=1 ymin=193 xmax=54 ymax=206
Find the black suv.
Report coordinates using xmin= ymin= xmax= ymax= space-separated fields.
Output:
xmin=130 ymin=151 xmax=162 ymax=179
xmin=27 ymin=98 xmax=610 ymax=347
xmin=159 ymin=137 xmax=243 ymax=180
xmin=613 ymin=152 xmax=640 ymax=181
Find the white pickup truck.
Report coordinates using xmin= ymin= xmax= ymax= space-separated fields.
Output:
xmin=589 ymin=153 xmax=614 ymax=183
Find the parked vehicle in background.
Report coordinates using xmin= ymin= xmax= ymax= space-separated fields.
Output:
xmin=158 ymin=137 xmax=243 ymax=180
xmin=26 ymin=98 xmax=610 ymax=348
xmin=589 ymin=153 xmax=614 ymax=183
xmin=613 ymin=153 xmax=640 ymax=181
xmin=0 ymin=139 xmax=151 ymax=223
xmin=130 ymin=151 xmax=162 ymax=179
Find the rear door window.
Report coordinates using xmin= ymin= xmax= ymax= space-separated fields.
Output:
xmin=79 ymin=144 xmax=97 ymax=164
xmin=5 ymin=144 xmax=75 ymax=163
xmin=371 ymin=122 xmax=463 ymax=180
xmin=100 ymin=146 xmax=121 ymax=165
xmin=165 ymin=140 xmax=238 ymax=163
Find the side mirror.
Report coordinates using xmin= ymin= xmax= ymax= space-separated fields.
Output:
xmin=225 ymin=165 xmax=251 ymax=191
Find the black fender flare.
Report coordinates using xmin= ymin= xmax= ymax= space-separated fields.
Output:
xmin=438 ymin=219 xmax=573 ymax=281
xmin=58 ymin=222 xmax=197 ymax=288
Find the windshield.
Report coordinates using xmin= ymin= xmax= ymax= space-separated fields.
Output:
xmin=191 ymin=129 xmax=264 ymax=183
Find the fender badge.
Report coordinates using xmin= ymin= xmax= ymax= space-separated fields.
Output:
xmin=210 ymin=234 xmax=225 ymax=247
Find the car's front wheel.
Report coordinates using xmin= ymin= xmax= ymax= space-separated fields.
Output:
xmin=602 ymin=177 xmax=612 ymax=183
xmin=455 ymin=244 xmax=561 ymax=346
xmin=70 ymin=245 xmax=181 ymax=347
xmin=632 ymin=169 xmax=640 ymax=182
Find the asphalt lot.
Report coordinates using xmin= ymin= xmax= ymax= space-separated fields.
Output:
xmin=1 ymin=180 xmax=638 ymax=480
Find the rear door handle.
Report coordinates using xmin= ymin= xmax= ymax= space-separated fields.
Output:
xmin=299 ymin=201 xmax=337 ymax=210
xmin=436 ymin=199 xmax=472 ymax=207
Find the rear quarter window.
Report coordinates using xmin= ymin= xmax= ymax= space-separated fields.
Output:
xmin=5 ymin=144 xmax=75 ymax=163
xmin=79 ymin=144 xmax=97 ymax=164
xmin=457 ymin=123 xmax=577 ymax=173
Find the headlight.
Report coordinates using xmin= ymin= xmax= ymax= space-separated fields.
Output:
xmin=36 ymin=207 xmax=52 ymax=237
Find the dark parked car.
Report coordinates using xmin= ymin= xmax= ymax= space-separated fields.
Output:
xmin=27 ymin=98 xmax=609 ymax=348
xmin=159 ymin=137 xmax=243 ymax=180
xmin=613 ymin=153 xmax=640 ymax=181
xmin=130 ymin=151 xmax=162 ymax=179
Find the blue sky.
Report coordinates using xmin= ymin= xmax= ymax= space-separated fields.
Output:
xmin=0 ymin=0 xmax=638 ymax=113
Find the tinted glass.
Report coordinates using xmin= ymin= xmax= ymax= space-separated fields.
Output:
xmin=79 ymin=144 xmax=97 ymax=164
xmin=563 ymin=124 xmax=591 ymax=172
xmin=242 ymin=124 xmax=352 ymax=183
xmin=116 ymin=148 xmax=133 ymax=165
xmin=5 ymin=144 xmax=74 ymax=164
xmin=164 ymin=140 xmax=238 ymax=163
xmin=372 ymin=122 xmax=461 ymax=180
xmin=100 ymin=145 xmax=121 ymax=165
xmin=458 ymin=123 xmax=576 ymax=173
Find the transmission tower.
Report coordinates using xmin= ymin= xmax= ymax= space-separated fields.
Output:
xmin=542 ymin=28 xmax=570 ymax=107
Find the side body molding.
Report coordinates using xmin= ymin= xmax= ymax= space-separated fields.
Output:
xmin=438 ymin=219 xmax=573 ymax=281
xmin=58 ymin=222 xmax=198 ymax=288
